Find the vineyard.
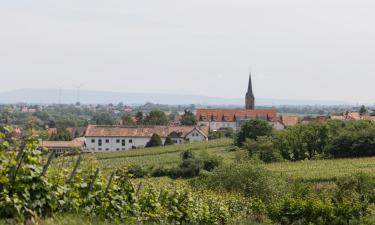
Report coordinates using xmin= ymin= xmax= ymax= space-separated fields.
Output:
xmin=1 ymin=132 xmax=375 ymax=224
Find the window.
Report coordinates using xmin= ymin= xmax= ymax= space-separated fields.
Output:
xmin=129 ymin=139 xmax=133 ymax=143
xmin=98 ymin=148 xmax=102 ymax=151
xmin=105 ymin=139 xmax=109 ymax=143
xmin=116 ymin=139 xmax=120 ymax=143
xmin=122 ymin=139 xmax=125 ymax=146
xmin=98 ymin=139 xmax=102 ymax=146
xmin=91 ymin=139 xmax=95 ymax=143
xmin=105 ymin=148 xmax=109 ymax=151
xmin=116 ymin=148 xmax=119 ymax=151
xmin=122 ymin=148 xmax=126 ymax=151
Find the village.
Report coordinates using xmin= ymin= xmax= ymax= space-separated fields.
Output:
xmin=1 ymin=75 xmax=373 ymax=154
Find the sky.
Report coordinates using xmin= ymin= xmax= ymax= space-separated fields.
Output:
xmin=0 ymin=0 xmax=375 ymax=103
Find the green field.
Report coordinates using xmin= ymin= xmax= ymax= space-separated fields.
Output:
xmin=82 ymin=139 xmax=375 ymax=183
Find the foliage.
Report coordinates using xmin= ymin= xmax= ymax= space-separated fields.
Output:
xmin=193 ymin=160 xmax=285 ymax=203
xmin=164 ymin=136 xmax=173 ymax=146
xmin=143 ymin=110 xmax=169 ymax=126
xmin=243 ymin=136 xmax=283 ymax=163
xmin=146 ymin=134 xmax=163 ymax=148
xmin=326 ymin=127 xmax=375 ymax=158
xmin=49 ymin=131 xmax=73 ymax=141
xmin=209 ymin=128 xmax=235 ymax=140
xmin=180 ymin=110 xmax=197 ymax=126
xmin=235 ymin=120 xmax=272 ymax=147
xmin=91 ymin=112 xmax=116 ymax=125
xmin=120 ymin=114 xmax=134 ymax=126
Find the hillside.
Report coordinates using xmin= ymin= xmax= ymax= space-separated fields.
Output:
xmin=82 ymin=139 xmax=375 ymax=183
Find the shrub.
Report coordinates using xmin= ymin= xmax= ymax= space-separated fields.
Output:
xmin=243 ymin=136 xmax=283 ymax=163
xmin=164 ymin=136 xmax=173 ymax=146
xmin=146 ymin=134 xmax=163 ymax=148
xmin=193 ymin=160 xmax=285 ymax=203
xmin=326 ymin=127 xmax=375 ymax=158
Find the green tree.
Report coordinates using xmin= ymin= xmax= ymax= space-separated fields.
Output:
xmin=164 ymin=136 xmax=174 ymax=146
xmin=92 ymin=112 xmax=116 ymax=125
xmin=180 ymin=110 xmax=197 ymax=126
xmin=235 ymin=119 xmax=273 ymax=147
xmin=0 ymin=107 xmax=14 ymax=125
xmin=135 ymin=111 xmax=144 ymax=124
xmin=144 ymin=110 xmax=169 ymax=125
xmin=243 ymin=136 xmax=283 ymax=163
xmin=121 ymin=114 xmax=134 ymax=126
xmin=359 ymin=105 xmax=367 ymax=116
xmin=146 ymin=133 xmax=163 ymax=147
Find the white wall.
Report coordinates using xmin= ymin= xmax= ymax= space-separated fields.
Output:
xmin=85 ymin=136 xmax=195 ymax=152
xmin=185 ymin=129 xmax=207 ymax=142
xmin=86 ymin=137 xmax=153 ymax=152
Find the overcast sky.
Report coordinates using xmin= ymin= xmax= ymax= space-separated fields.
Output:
xmin=1 ymin=0 xmax=374 ymax=103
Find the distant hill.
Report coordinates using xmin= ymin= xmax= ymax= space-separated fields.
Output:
xmin=0 ymin=88 xmax=354 ymax=106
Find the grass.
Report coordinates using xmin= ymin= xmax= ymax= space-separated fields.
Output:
xmin=266 ymin=157 xmax=375 ymax=182
xmin=93 ymin=139 xmax=375 ymax=184
xmin=51 ymin=138 xmax=375 ymax=183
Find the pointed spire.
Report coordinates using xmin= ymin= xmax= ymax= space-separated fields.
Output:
xmin=245 ymin=73 xmax=255 ymax=110
xmin=247 ymin=73 xmax=254 ymax=96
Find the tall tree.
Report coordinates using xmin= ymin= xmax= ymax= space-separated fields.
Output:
xmin=235 ymin=119 xmax=273 ymax=147
xmin=180 ymin=110 xmax=197 ymax=126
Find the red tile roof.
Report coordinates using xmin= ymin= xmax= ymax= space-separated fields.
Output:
xmin=196 ymin=109 xmax=278 ymax=122
xmin=41 ymin=138 xmax=85 ymax=149
xmin=85 ymin=125 xmax=209 ymax=138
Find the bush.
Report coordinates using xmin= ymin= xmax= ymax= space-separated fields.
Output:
xmin=243 ymin=136 xmax=283 ymax=163
xmin=146 ymin=133 xmax=163 ymax=148
xmin=326 ymin=127 xmax=375 ymax=158
xmin=193 ymin=160 xmax=285 ymax=203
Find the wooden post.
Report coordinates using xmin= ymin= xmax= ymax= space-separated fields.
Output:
xmin=67 ymin=155 xmax=82 ymax=183
xmin=105 ymin=171 xmax=116 ymax=196
xmin=88 ymin=168 xmax=100 ymax=194
xmin=42 ymin=152 xmax=55 ymax=176
xmin=136 ymin=182 xmax=142 ymax=198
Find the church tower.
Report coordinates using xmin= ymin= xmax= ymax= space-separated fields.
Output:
xmin=245 ymin=74 xmax=255 ymax=110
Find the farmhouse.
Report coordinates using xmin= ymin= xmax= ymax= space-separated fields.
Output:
xmin=196 ymin=74 xmax=282 ymax=131
xmin=85 ymin=125 xmax=209 ymax=152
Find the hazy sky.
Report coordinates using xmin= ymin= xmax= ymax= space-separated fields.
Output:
xmin=1 ymin=0 xmax=374 ymax=102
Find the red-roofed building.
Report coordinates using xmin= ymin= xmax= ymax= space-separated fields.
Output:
xmin=196 ymin=74 xmax=283 ymax=131
xmin=196 ymin=108 xmax=280 ymax=131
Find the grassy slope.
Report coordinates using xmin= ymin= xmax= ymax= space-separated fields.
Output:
xmin=90 ymin=139 xmax=375 ymax=183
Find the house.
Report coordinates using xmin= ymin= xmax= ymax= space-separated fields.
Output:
xmin=281 ymin=115 xmax=300 ymax=127
xmin=84 ymin=125 xmax=209 ymax=152
xmin=196 ymin=109 xmax=279 ymax=131
xmin=41 ymin=137 xmax=85 ymax=155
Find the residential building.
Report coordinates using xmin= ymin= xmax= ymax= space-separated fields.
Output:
xmin=84 ymin=125 xmax=209 ymax=152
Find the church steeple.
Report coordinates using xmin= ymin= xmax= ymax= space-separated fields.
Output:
xmin=245 ymin=73 xmax=255 ymax=110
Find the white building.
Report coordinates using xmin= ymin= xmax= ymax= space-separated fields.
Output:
xmin=85 ymin=125 xmax=209 ymax=152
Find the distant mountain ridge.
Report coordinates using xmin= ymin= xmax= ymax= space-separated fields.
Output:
xmin=0 ymin=88 xmax=355 ymax=106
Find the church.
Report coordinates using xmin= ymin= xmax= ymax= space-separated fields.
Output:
xmin=196 ymin=74 xmax=283 ymax=131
